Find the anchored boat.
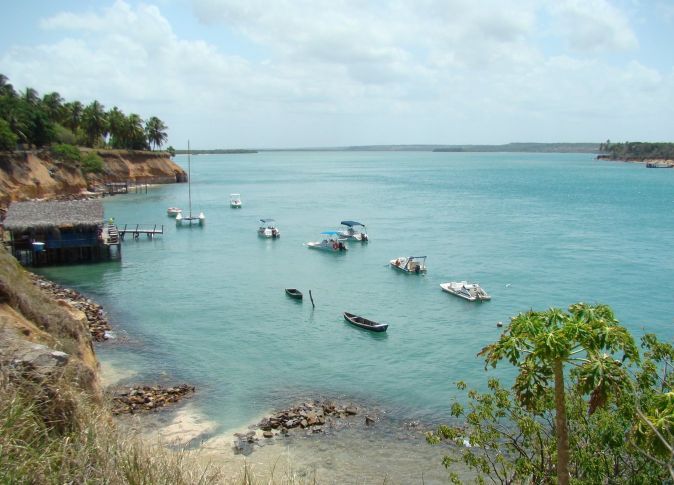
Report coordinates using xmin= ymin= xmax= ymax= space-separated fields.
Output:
xmin=285 ymin=288 xmax=303 ymax=299
xmin=390 ymin=256 xmax=427 ymax=274
xmin=343 ymin=312 xmax=388 ymax=332
xmin=258 ymin=219 xmax=280 ymax=238
xmin=338 ymin=220 xmax=368 ymax=241
xmin=230 ymin=193 xmax=242 ymax=208
xmin=440 ymin=281 xmax=491 ymax=301
xmin=306 ymin=231 xmax=348 ymax=252
xmin=176 ymin=140 xmax=205 ymax=227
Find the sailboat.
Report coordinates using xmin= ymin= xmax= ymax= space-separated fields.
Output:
xmin=175 ymin=140 xmax=205 ymax=226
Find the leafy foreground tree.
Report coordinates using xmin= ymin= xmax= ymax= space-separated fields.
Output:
xmin=428 ymin=303 xmax=674 ymax=484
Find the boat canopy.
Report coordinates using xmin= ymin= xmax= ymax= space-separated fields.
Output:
xmin=340 ymin=220 xmax=365 ymax=227
xmin=320 ymin=231 xmax=341 ymax=235
xmin=407 ymin=256 xmax=427 ymax=260
xmin=260 ymin=218 xmax=275 ymax=223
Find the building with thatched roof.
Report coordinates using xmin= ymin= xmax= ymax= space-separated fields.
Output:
xmin=2 ymin=200 xmax=121 ymax=266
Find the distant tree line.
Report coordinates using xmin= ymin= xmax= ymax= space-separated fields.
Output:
xmin=599 ymin=140 xmax=674 ymax=160
xmin=0 ymin=73 xmax=169 ymax=152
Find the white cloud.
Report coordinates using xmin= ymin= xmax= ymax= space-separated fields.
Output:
xmin=0 ymin=0 xmax=671 ymax=146
xmin=548 ymin=0 xmax=638 ymax=53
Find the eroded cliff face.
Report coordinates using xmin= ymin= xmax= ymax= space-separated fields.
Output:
xmin=0 ymin=149 xmax=186 ymax=208
xmin=0 ymin=246 xmax=101 ymax=399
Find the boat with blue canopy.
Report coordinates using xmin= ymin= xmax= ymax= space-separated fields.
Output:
xmin=306 ymin=231 xmax=348 ymax=251
xmin=338 ymin=220 xmax=368 ymax=241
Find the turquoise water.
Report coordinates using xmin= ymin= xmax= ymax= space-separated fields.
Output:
xmin=40 ymin=151 xmax=674 ymax=432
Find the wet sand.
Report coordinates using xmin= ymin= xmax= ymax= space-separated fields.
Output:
xmin=121 ymin=401 xmax=470 ymax=484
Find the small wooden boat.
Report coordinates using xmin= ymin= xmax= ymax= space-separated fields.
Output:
xmin=343 ymin=312 xmax=388 ymax=332
xmin=285 ymin=288 xmax=303 ymax=299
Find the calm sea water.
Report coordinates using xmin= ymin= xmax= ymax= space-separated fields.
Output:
xmin=39 ymin=150 xmax=674 ymax=436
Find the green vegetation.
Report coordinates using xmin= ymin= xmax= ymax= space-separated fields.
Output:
xmin=0 ymin=73 xmax=169 ymax=151
xmin=81 ymin=152 xmax=104 ymax=174
xmin=599 ymin=140 xmax=674 ymax=160
xmin=51 ymin=143 xmax=82 ymax=164
xmin=428 ymin=303 xmax=674 ymax=483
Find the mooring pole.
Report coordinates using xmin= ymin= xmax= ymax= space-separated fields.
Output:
xmin=309 ymin=290 xmax=315 ymax=308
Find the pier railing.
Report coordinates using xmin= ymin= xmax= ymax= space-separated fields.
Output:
xmin=118 ymin=224 xmax=164 ymax=240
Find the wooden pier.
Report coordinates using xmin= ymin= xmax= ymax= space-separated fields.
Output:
xmin=119 ymin=224 xmax=164 ymax=240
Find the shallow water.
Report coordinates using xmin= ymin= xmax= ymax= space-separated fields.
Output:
xmin=38 ymin=151 xmax=674 ymax=481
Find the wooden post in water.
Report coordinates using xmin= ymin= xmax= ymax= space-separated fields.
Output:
xmin=309 ymin=290 xmax=315 ymax=308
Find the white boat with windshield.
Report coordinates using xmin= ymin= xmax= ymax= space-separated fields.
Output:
xmin=440 ymin=281 xmax=491 ymax=301
xmin=390 ymin=256 xmax=427 ymax=273
xmin=230 ymin=193 xmax=242 ymax=208
xmin=338 ymin=220 xmax=368 ymax=241
xmin=166 ymin=207 xmax=182 ymax=217
xmin=306 ymin=231 xmax=348 ymax=251
xmin=258 ymin=219 xmax=280 ymax=238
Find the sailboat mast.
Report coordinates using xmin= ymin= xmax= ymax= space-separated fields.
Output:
xmin=187 ymin=140 xmax=192 ymax=217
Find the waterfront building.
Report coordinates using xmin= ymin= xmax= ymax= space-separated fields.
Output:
xmin=2 ymin=200 xmax=121 ymax=266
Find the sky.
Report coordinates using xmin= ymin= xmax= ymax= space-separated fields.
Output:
xmin=1 ymin=0 xmax=673 ymax=149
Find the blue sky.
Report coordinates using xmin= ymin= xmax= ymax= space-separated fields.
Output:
xmin=1 ymin=0 xmax=673 ymax=149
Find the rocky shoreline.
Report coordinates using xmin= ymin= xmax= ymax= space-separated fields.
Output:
xmin=233 ymin=399 xmax=379 ymax=455
xmin=110 ymin=384 xmax=195 ymax=415
xmin=29 ymin=274 xmax=112 ymax=341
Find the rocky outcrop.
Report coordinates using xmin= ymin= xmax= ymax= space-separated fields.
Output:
xmin=0 ymin=149 xmax=186 ymax=208
xmin=110 ymin=384 xmax=195 ymax=415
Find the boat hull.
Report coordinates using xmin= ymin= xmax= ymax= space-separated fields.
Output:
xmin=307 ymin=242 xmax=347 ymax=251
xmin=285 ymin=288 xmax=303 ymax=299
xmin=343 ymin=312 xmax=388 ymax=332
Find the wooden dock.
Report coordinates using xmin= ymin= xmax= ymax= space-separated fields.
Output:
xmin=119 ymin=224 xmax=164 ymax=240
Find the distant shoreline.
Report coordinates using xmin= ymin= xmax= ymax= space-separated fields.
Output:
xmin=180 ymin=143 xmax=600 ymax=154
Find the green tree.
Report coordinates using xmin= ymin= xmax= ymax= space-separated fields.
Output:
xmin=107 ymin=106 xmax=127 ymax=148
xmin=0 ymin=118 xmax=17 ymax=150
xmin=125 ymin=113 xmax=147 ymax=150
xmin=145 ymin=116 xmax=167 ymax=150
xmin=42 ymin=92 xmax=64 ymax=123
xmin=81 ymin=101 xmax=108 ymax=147
xmin=62 ymin=101 xmax=83 ymax=133
xmin=0 ymin=74 xmax=16 ymax=97
xmin=166 ymin=145 xmax=176 ymax=157
xmin=478 ymin=303 xmax=639 ymax=485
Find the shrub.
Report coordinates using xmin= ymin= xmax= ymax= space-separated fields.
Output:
xmin=51 ymin=143 xmax=81 ymax=164
xmin=81 ymin=152 xmax=104 ymax=174
xmin=53 ymin=124 xmax=77 ymax=145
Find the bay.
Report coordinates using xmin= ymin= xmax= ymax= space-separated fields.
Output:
xmin=37 ymin=151 xmax=674 ymax=479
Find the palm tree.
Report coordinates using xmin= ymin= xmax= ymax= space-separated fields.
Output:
xmin=107 ymin=106 xmax=127 ymax=148
xmin=81 ymin=100 xmax=108 ymax=147
xmin=126 ymin=113 xmax=147 ymax=150
xmin=145 ymin=116 xmax=168 ymax=150
xmin=0 ymin=74 xmax=16 ymax=97
xmin=23 ymin=87 xmax=39 ymax=106
xmin=42 ymin=92 xmax=64 ymax=124
xmin=63 ymin=101 xmax=83 ymax=133
xmin=479 ymin=303 xmax=639 ymax=485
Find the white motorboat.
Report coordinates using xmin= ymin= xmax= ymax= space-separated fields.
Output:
xmin=306 ymin=231 xmax=348 ymax=251
xmin=176 ymin=141 xmax=205 ymax=226
xmin=440 ymin=281 xmax=491 ymax=301
xmin=258 ymin=219 xmax=280 ymax=238
xmin=390 ymin=256 xmax=427 ymax=274
xmin=166 ymin=207 xmax=182 ymax=217
xmin=230 ymin=193 xmax=242 ymax=208
xmin=338 ymin=220 xmax=369 ymax=241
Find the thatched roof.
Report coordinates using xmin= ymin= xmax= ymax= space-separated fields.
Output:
xmin=3 ymin=200 xmax=104 ymax=232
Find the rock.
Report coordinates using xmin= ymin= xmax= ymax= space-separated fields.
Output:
xmin=263 ymin=431 xmax=273 ymax=439
xmin=365 ymin=416 xmax=376 ymax=426
xmin=345 ymin=405 xmax=358 ymax=415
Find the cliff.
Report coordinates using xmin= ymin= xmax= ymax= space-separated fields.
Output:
xmin=0 ymin=244 xmax=101 ymax=399
xmin=0 ymin=149 xmax=186 ymax=209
